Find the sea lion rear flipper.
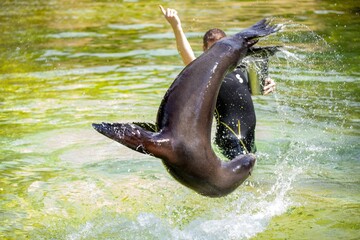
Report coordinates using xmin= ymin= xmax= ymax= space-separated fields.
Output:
xmin=92 ymin=122 xmax=170 ymax=157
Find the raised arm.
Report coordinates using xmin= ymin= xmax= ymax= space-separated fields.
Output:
xmin=159 ymin=5 xmax=196 ymax=65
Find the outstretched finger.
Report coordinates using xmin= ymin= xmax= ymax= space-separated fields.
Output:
xmin=159 ymin=5 xmax=166 ymax=15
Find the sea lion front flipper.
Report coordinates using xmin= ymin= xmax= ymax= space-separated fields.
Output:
xmin=237 ymin=18 xmax=281 ymax=40
xmin=132 ymin=122 xmax=157 ymax=132
xmin=92 ymin=122 xmax=171 ymax=158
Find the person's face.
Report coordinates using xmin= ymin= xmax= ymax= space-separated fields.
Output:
xmin=205 ymin=40 xmax=216 ymax=50
xmin=203 ymin=36 xmax=224 ymax=51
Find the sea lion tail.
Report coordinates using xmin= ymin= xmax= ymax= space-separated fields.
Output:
xmin=92 ymin=122 xmax=170 ymax=157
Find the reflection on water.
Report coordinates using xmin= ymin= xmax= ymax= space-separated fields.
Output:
xmin=1 ymin=0 xmax=359 ymax=239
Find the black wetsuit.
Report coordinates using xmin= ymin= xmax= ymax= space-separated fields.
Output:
xmin=134 ymin=65 xmax=256 ymax=160
xmin=214 ymin=65 xmax=256 ymax=159
xmin=135 ymin=65 xmax=257 ymax=160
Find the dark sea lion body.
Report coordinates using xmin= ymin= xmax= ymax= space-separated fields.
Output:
xmin=93 ymin=19 xmax=279 ymax=197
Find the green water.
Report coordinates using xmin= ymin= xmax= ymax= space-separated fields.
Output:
xmin=0 ymin=0 xmax=359 ymax=239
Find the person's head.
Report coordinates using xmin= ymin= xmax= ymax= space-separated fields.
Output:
xmin=203 ymin=28 xmax=226 ymax=51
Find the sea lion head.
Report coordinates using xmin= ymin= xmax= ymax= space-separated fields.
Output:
xmin=231 ymin=153 xmax=256 ymax=176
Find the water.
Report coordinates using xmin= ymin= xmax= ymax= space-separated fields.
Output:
xmin=1 ymin=0 xmax=359 ymax=239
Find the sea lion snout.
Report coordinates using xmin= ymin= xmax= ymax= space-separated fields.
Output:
xmin=229 ymin=153 xmax=256 ymax=175
xmin=240 ymin=153 xmax=256 ymax=169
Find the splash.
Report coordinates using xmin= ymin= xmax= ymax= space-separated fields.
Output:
xmin=58 ymin=154 xmax=302 ymax=240
xmin=263 ymin=18 xmax=342 ymax=73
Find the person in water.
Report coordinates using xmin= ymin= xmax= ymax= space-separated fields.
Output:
xmin=159 ymin=6 xmax=276 ymax=159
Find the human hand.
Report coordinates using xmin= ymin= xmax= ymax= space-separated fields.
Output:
xmin=159 ymin=5 xmax=181 ymax=28
xmin=263 ymin=77 xmax=276 ymax=95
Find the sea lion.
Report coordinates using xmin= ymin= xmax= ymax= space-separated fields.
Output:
xmin=92 ymin=19 xmax=280 ymax=197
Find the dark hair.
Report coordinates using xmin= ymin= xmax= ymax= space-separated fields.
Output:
xmin=203 ymin=28 xmax=226 ymax=50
